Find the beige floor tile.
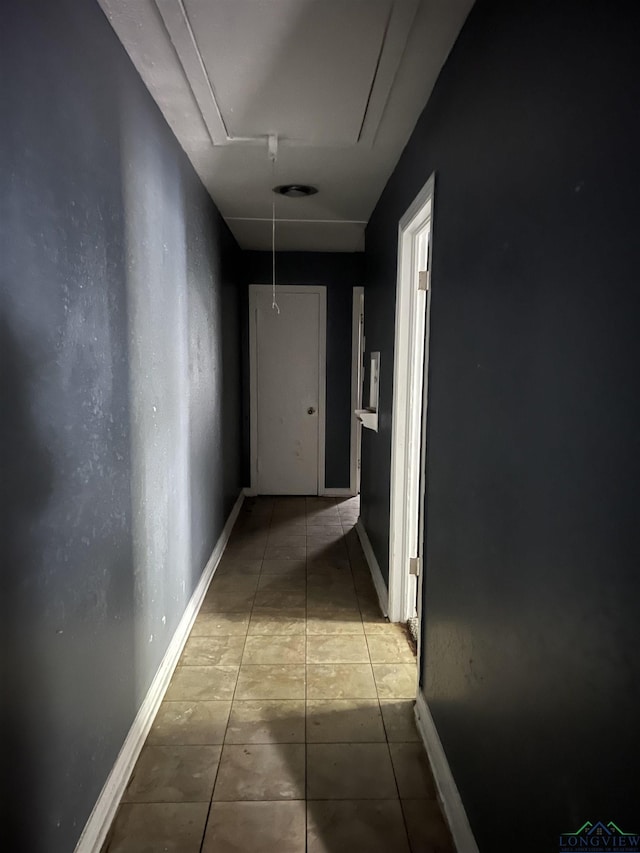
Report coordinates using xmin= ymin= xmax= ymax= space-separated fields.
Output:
xmin=349 ymin=554 xmax=370 ymax=571
xmin=270 ymin=512 xmax=306 ymax=524
xmin=257 ymin=574 xmax=306 ymax=592
xmin=402 ymin=799 xmax=454 ymax=852
xmin=353 ymin=575 xmax=378 ymax=596
xmin=267 ymin=532 xmax=307 ymax=548
xmin=203 ymin=801 xmax=306 ymax=853
xmin=236 ymin=502 xmax=271 ymax=517
xmin=306 ymin=614 xmax=364 ymax=635
xmin=366 ymin=632 xmax=416 ymax=663
xmin=189 ymin=611 xmax=250 ymax=637
xmin=306 ymin=520 xmax=342 ymax=530
xmin=233 ymin=515 xmax=269 ymax=528
xmin=270 ymin=515 xmax=306 ymax=528
xmin=379 ymin=700 xmax=421 ymax=742
xmin=359 ymin=598 xmax=385 ymax=620
xmin=235 ymin=665 xmax=306 ymax=700
xmin=180 ymin=636 xmax=245 ymax=667
xmin=216 ymin=554 xmax=262 ymax=571
xmin=306 ymin=586 xmax=357 ymax=604
xmin=165 ymin=666 xmax=238 ymax=701
xmin=209 ymin=574 xmax=260 ymax=594
xmin=306 ymin=566 xmax=354 ymax=583
xmin=200 ymin=590 xmax=256 ymax=613
xmin=306 ymin=743 xmax=397 ymax=799
xmin=105 ymin=803 xmax=208 ymax=853
xmin=307 ymin=537 xmax=348 ymax=565
xmin=307 ymin=555 xmax=350 ymax=570
xmin=242 ymin=635 xmax=305 ymax=665
xmin=306 ymin=634 xmax=369 ymax=664
xmin=306 ymin=800 xmax=410 ymax=853
xmin=306 ymin=664 xmax=377 ymax=699
xmin=355 ymin=591 xmax=379 ymax=611
xmin=350 ymin=564 xmax=372 ymax=582
xmin=123 ymin=745 xmax=221 ymax=803
xmin=254 ymin=588 xmax=307 ymax=609
xmin=306 ymin=589 xmax=359 ymax=613
xmin=226 ymin=700 xmax=305 ymax=743
xmin=264 ymin=545 xmax=307 ymax=560
xmin=306 ymin=505 xmax=340 ymax=518
xmin=373 ymin=664 xmax=417 ymax=699
xmin=148 ymin=701 xmax=231 ymax=745
xmin=213 ymin=743 xmax=305 ymax=801
xmin=226 ymin=531 xmax=268 ymax=547
xmin=248 ymin=611 xmax=306 ymax=636
xmin=306 ymin=699 xmax=385 ymax=743
xmin=307 ymin=603 xmax=360 ymax=621
xmin=306 ymin=533 xmax=345 ymax=547
xmin=261 ymin=559 xmax=307 ymax=575
xmin=389 ymin=743 xmax=437 ymax=798
xmin=224 ymin=543 xmax=267 ymax=559
xmin=361 ymin=614 xmax=395 ymax=632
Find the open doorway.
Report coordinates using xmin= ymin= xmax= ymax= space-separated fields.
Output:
xmin=388 ymin=175 xmax=435 ymax=629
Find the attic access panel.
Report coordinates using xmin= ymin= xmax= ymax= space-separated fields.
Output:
xmin=182 ymin=0 xmax=393 ymax=145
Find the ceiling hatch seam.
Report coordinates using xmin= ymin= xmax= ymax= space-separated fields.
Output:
xmin=154 ymin=0 xmax=230 ymax=144
xmin=356 ymin=3 xmax=394 ymax=144
xmin=155 ymin=0 xmax=297 ymax=150
xmin=358 ymin=0 xmax=420 ymax=148
xmin=226 ymin=217 xmax=368 ymax=225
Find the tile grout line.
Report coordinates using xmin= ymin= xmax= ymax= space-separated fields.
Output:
xmin=304 ymin=500 xmax=309 ymax=853
xmin=199 ymin=498 xmax=270 ymax=853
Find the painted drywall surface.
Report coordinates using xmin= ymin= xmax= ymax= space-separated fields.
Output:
xmin=362 ymin=0 xmax=640 ymax=848
xmin=0 ymin=0 xmax=242 ymax=849
xmin=243 ymin=252 xmax=364 ymax=490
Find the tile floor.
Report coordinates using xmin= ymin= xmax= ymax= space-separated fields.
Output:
xmin=103 ymin=496 xmax=453 ymax=852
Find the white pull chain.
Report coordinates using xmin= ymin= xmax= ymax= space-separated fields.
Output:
xmin=269 ymin=134 xmax=280 ymax=314
xmin=272 ymin=195 xmax=279 ymax=314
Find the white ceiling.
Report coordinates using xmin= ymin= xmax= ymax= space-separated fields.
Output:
xmin=99 ymin=0 xmax=474 ymax=252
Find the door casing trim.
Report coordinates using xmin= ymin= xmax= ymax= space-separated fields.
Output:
xmin=388 ymin=174 xmax=435 ymax=622
xmin=349 ymin=286 xmax=365 ymax=497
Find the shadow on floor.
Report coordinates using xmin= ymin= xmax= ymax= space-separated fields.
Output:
xmin=102 ymin=496 xmax=454 ymax=853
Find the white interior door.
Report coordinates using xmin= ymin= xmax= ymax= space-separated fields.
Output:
xmin=250 ymin=285 xmax=326 ymax=495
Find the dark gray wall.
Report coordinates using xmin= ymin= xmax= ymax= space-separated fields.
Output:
xmin=362 ymin=0 xmax=640 ymax=848
xmin=243 ymin=252 xmax=364 ymax=489
xmin=0 ymin=1 xmax=243 ymax=850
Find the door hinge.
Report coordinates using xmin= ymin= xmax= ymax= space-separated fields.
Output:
xmin=409 ymin=556 xmax=421 ymax=577
xmin=418 ymin=270 xmax=429 ymax=292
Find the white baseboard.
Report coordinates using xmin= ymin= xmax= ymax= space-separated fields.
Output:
xmin=74 ymin=490 xmax=245 ymax=853
xmin=414 ymin=691 xmax=479 ymax=853
xmin=355 ymin=520 xmax=389 ymax=617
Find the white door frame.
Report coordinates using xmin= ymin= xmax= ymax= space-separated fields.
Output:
xmin=248 ymin=284 xmax=327 ymax=496
xmin=388 ymin=174 xmax=435 ymax=623
xmin=350 ymin=286 xmax=365 ymax=496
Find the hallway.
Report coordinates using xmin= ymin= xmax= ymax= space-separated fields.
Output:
xmin=103 ymin=497 xmax=452 ymax=852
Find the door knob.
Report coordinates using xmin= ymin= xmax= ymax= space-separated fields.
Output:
xmin=307 ymin=406 xmax=316 ymax=415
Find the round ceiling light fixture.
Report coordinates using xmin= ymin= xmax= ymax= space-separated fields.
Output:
xmin=273 ymin=184 xmax=318 ymax=198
